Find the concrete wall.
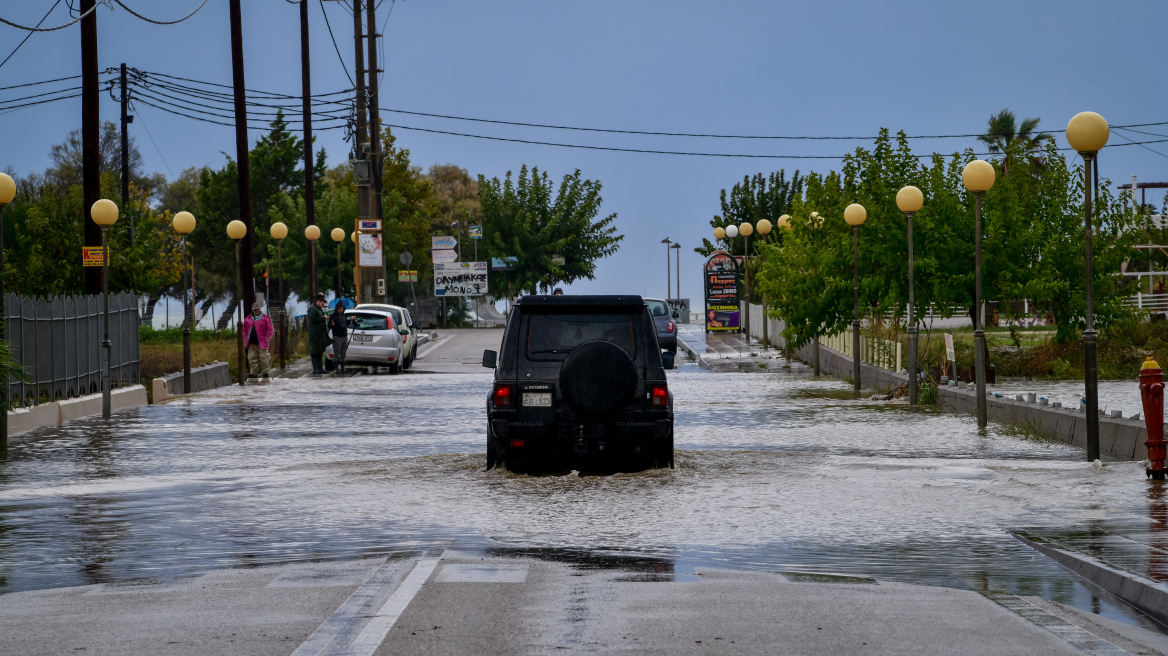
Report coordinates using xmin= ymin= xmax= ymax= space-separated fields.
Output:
xmin=152 ymin=361 xmax=232 ymax=403
xmin=8 ymin=385 xmax=148 ymax=437
xmin=795 ymin=342 xmax=1147 ymax=462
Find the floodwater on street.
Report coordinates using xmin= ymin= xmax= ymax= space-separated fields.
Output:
xmin=0 ymin=351 xmax=1165 ymax=630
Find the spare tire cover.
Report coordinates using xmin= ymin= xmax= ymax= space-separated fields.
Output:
xmin=559 ymin=339 xmax=638 ymax=418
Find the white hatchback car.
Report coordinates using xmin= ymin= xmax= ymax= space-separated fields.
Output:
xmin=354 ymin=304 xmax=420 ymax=369
xmin=325 ymin=309 xmax=405 ymax=374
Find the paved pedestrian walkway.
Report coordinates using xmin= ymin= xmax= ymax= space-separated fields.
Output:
xmin=677 ymin=324 xmax=788 ymax=372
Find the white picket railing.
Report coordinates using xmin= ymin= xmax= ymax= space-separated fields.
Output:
xmin=1127 ymin=293 xmax=1168 ymax=312
xmin=821 ymin=330 xmax=903 ymax=373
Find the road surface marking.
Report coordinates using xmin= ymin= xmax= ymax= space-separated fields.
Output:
xmin=436 ymin=564 xmax=528 ymax=583
xmin=289 ymin=558 xmax=407 ymax=656
xmin=346 ymin=555 xmax=442 ymax=655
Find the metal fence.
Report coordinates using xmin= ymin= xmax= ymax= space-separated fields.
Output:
xmin=4 ymin=293 xmax=141 ymax=406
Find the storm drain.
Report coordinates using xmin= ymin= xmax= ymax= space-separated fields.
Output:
xmin=982 ymin=592 xmax=1128 ymax=654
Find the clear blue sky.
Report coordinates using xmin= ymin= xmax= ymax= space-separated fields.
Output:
xmin=3 ymin=0 xmax=1166 ymax=303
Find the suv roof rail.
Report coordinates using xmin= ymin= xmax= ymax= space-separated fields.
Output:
xmin=517 ymin=294 xmax=645 ymax=308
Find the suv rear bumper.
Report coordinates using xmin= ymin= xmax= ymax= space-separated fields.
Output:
xmin=491 ymin=418 xmax=671 ymax=457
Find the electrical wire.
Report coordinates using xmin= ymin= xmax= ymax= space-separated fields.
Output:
xmin=0 ymin=0 xmax=99 ymax=31
xmin=0 ymin=75 xmax=81 ymax=91
xmin=1112 ymin=128 xmax=1168 ymax=160
xmin=141 ymin=70 xmax=352 ymax=100
xmin=130 ymin=95 xmax=347 ymax=132
xmin=0 ymin=85 xmax=82 ymax=106
xmin=0 ymin=0 xmax=64 ymax=71
xmin=110 ymin=0 xmax=208 ymax=26
xmin=0 ymin=92 xmax=82 ymax=116
xmin=377 ymin=0 xmax=394 ymax=87
xmin=128 ymin=100 xmax=173 ymax=176
xmin=320 ymin=0 xmax=355 ymax=87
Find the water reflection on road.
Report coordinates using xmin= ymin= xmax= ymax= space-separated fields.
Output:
xmin=0 ymin=359 xmax=1161 ymax=628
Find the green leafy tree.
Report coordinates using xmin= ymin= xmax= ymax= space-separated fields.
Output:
xmin=478 ymin=166 xmax=622 ymax=298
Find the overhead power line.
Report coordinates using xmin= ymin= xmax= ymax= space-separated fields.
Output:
xmin=0 ymin=0 xmax=64 ymax=71
xmin=319 ymin=0 xmax=355 ymax=87
xmin=0 ymin=75 xmax=81 ymax=91
xmin=0 ymin=0 xmax=98 ymax=31
xmin=110 ymin=0 xmax=209 ymax=26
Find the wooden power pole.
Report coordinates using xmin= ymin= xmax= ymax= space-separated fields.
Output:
xmin=229 ymin=0 xmax=256 ymax=312
xmin=81 ymin=0 xmax=102 ymax=295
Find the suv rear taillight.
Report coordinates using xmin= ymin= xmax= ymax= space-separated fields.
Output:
xmin=650 ymin=384 xmax=668 ymax=407
xmin=667 ymin=321 xmax=675 ymax=333
xmin=493 ymin=384 xmax=513 ymax=408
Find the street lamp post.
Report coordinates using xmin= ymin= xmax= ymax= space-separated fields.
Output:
xmin=724 ymin=224 xmax=740 ymax=336
xmin=1066 ymin=110 xmax=1110 ymax=462
xmin=0 ymin=173 xmax=15 ymax=450
xmin=305 ymin=224 xmax=321 ymax=299
xmin=896 ymin=187 xmax=924 ymax=406
xmin=756 ymin=220 xmax=772 ymax=349
xmin=661 ymin=238 xmax=672 ymax=300
xmin=91 ymin=199 xmax=119 ymax=417
xmin=777 ymin=215 xmax=791 ymax=359
xmin=226 ymin=220 xmax=247 ymax=386
xmin=270 ymin=222 xmax=288 ymax=370
xmin=740 ymin=222 xmax=754 ymax=345
xmin=331 ymin=228 xmax=345 ymax=301
xmin=962 ymin=160 xmax=996 ymax=429
xmin=844 ymin=204 xmax=867 ymax=398
xmin=671 ymin=241 xmax=681 ymax=319
xmin=172 ymin=211 xmax=196 ymax=393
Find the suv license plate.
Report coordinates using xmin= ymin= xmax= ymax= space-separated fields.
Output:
xmin=523 ymin=392 xmax=552 ymax=407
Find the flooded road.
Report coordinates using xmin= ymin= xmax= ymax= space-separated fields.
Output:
xmin=0 ymin=333 xmax=1164 ymax=632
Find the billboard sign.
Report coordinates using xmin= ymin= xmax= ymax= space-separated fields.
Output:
xmin=704 ymin=251 xmax=740 ymax=332
xmin=82 ymin=246 xmax=106 ymax=267
xmin=398 ymin=270 xmax=418 ymax=282
xmin=434 ymin=262 xmax=488 ymax=296
xmin=358 ymin=232 xmax=382 ymax=266
xmin=468 ymin=225 xmax=483 ymax=239
xmin=431 ymin=235 xmax=458 ymax=250
xmin=491 ymin=256 xmax=517 ymax=271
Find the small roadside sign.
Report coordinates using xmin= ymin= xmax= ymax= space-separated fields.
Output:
xmin=82 ymin=246 xmax=106 ymax=267
xmin=469 ymin=225 xmax=483 ymax=239
xmin=359 ymin=220 xmax=381 ymax=231
xmin=400 ymin=251 xmax=414 ymax=266
xmin=945 ymin=333 xmax=955 ymax=364
xmin=432 ymin=249 xmax=459 ymax=264
xmin=398 ymin=270 xmax=418 ymax=282
xmin=431 ymin=235 xmax=457 ymax=250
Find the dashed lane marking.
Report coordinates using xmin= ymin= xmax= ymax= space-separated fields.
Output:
xmin=346 ymin=555 xmax=442 ymax=655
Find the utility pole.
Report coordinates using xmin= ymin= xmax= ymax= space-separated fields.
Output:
xmin=82 ymin=0 xmax=102 ymax=296
xmin=120 ymin=63 xmax=134 ymax=241
xmin=299 ymin=0 xmax=317 ymax=299
xmin=351 ymin=0 xmax=370 ymax=304
xmin=229 ymin=0 xmax=256 ymax=312
xmin=366 ymin=0 xmax=386 ymax=302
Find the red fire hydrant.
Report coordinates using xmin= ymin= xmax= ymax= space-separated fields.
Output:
xmin=1140 ymin=356 xmax=1167 ymax=479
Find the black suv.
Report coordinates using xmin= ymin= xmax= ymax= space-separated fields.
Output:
xmin=482 ymin=295 xmax=675 ymax=472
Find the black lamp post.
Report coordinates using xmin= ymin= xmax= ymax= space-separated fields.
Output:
xmin=227 ymin=220 xmax=247 ymax=386
xmin=172 ymin=212 xmax=196 ymax=393
xmin=962 ymin=160 xmax=996 ymax=429
xmin=91 ymin=199 xmax=120 ymax=418
xmin=270 ymin=222 xmax=288 ymax=369
xmin=1066 ymin=111 xmax=1110 ymax=462
xmin=0 ymin=173 xmax=14 ymax=450
xmin=895 ymin=187 xmax=925 ymax=406
xmin=844 ymin=204 xmax=867 ymax=398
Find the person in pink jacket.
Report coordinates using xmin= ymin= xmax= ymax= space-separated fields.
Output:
xmin=242 ymin=302 xmax=275 ymax=379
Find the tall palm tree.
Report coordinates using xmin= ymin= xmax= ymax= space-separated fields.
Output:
xmin=978 ymin=109 xmax=1052 ymax=159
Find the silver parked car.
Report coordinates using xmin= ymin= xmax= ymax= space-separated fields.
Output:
xmin=354 ymin=304 xmax=420 ymax=369
xmin=325 ymin=309 xmax=405 ymax=374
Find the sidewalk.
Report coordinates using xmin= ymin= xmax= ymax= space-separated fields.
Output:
xmin=677 ymin=325 xmax=788 ymax=373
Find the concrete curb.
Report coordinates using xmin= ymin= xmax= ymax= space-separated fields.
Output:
xmin=1013 ymin=532 xmax=1168 ymax=624
xmin=8 ymin=385 xmax=149 ymax=436
xmin=152 ymin=362 xmax=232 ymax=403
xmin=793 ymin=341 xmax=1147 ymax=461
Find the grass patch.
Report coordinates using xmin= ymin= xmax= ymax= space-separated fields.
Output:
xmin=783 ymin=572 xmax=876 ymax=584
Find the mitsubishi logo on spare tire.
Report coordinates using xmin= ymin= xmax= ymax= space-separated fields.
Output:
xmin=558 ymin=340 xmax=638 ymax=418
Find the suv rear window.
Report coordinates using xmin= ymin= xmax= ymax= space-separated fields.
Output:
xmin=349 ymin=313 xmax=392 ymax=331
xmin=526 ymin=314 xmax=638 ymax=360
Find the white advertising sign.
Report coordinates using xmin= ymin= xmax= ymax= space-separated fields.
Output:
xmin=431 ymin=235 xmax=458 ymax=250
xmin=434 ymin=262 xmax=488 ymax=296
xmin=431 ymin=249 xmax=459 ymax=264
xmin=358 ymin=233 xmax=383 ymax=266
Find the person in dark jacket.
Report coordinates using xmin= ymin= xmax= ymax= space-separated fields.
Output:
xmin=328 ymin=302 xmax=349 ymax=374
xmin=307 ymin=294 xmax=330 ymax=374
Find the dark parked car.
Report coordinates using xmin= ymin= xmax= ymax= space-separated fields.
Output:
xmin=482 ymin=295 xmax=675 ymax=472
xmin=645 ymin=297 xmax=679 ymax=354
